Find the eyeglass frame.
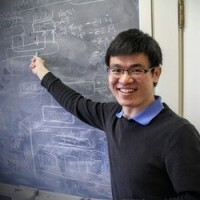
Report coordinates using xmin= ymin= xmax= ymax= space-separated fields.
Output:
xmin=106 ymin=65 xmax=157 ymax=77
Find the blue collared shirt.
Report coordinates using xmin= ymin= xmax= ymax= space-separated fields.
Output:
xmin=116 ymin=96 xmax=164 ymax=125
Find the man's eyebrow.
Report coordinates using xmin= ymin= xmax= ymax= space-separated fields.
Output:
xmin=110 ymin=64 xmax=122 ymax=68
xmin=110 ymin=64 xmax=144 ymax=68
xmin=129 ymin=64 xmax=144 ymax=68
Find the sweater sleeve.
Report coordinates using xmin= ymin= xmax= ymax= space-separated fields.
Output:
xmin=163 ymin=123 xmax=200 ymax=200
xmin=41 ymin=72 xmax=118 ymax=130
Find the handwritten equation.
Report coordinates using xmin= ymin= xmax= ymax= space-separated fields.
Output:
xmin=0 ymin=0 xmax=116 ymax=61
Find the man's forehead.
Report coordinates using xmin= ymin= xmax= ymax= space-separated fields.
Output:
xmin=109 ymin=54 xmax=150 ymax=66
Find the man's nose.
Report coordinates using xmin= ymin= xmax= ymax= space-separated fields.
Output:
xmin=118 ymin=71 xmax=134 ymax=83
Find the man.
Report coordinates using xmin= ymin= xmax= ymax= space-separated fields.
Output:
xmin=30 ymin=29 xmax=200 ymax=199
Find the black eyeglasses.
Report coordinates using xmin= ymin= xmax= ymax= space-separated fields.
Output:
xmin=107 ymin=66 xmax=156 ymax=78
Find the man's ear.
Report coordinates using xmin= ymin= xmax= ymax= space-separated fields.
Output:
xmin=153 ymin=66 xmax=162 ymax=85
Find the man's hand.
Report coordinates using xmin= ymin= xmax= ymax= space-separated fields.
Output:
xmin=30 ymin=56 xmax=49 ymax=80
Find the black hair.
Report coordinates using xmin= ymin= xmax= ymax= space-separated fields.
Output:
xmin=105 ymin=29 xmax=163 ymax=67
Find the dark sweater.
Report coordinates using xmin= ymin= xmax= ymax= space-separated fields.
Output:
xmin=41 ymin=72 xmax=200 ymax=200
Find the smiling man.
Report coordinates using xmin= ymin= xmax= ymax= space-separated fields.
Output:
xmin=30 ymin=29 xmax=200 ymax=200
xmin=107 ymin=54 xmax=161 ymax=118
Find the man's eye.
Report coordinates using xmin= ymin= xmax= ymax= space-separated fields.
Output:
xmin=131 ymin=68 xmax=144 ymax=73
xmin=112 ymin=68 xmax=122 ymax=73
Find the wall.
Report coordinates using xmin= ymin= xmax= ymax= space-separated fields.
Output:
xmin=152 ymin=0 xmax=200 ymax=132
xmin=152 ymin=0 xmax=180 ymax=114
xmin=184 ymin=0 xmax=200 ymax=132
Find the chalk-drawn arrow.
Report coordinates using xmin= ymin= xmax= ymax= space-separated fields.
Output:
xmin=33 ymin=33 xmax=39 ymax=46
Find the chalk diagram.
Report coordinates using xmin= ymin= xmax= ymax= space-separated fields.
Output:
xmin=27 ymin=101 xmax=111 ymax=198
xmin=30 ymin=124 xmax=111 ymax=198
xmin=4 ymin=13 xmax=59 ymax=59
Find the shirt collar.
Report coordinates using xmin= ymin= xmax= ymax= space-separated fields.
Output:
xmin=116 ymin=96 xmax=164 ymax=125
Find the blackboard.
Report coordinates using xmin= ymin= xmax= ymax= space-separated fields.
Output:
xmin=0 ymin=0 xmax=139 ymax=199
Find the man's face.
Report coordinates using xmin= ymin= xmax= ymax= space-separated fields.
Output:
xmin=108 ymin=53 xmax=161 ymax=115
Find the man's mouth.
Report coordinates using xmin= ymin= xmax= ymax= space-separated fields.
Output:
xmin=119 ymin=88 xmax=136 ymax=93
